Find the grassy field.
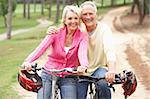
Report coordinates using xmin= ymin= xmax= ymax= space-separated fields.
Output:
xmin=0 ymin=26 xmax=47 ymax=99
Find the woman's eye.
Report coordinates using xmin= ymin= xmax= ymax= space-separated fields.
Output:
xmin=68 ymin=17 xmax=72 ymax=20
xmin=75 ymin=17 xmax=78 ymax=20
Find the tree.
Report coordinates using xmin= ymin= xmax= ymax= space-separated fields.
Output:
xmin=131 ymin=0 xmax=150 ymax=24
xmin=63 ymin=0 xmax=66 ymax=8
xmin=27 ymin=0 xmax=31 ymax=19
xmin=124 ymin=0 xmax=126 ymax=5
xmin=111 ymin=0 xmax=115 ymax=6
xmin=41 ymin=0 xmax=45 ymax=15
xmin=48 ymin=0 xmax=52 ymax=18
xmin=0 ymin=0 xmax=17 ymax=27
xmin=7 ymin=0 xmax=13 ymax=39
xmin=23 ymin=0 xmax=26 ymax=18
xmin=65 ymin=0 xmax=79 ymax=6
xmin=55 ymin=0 xmax=60 ymax=23
xmin=45 ymin=0 xmax=52 ymax=18
xmin=33 ymin=0 xmax=37 ymax=13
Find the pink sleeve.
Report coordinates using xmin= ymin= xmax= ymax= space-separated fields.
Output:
xmin=78 ymin=33 xmax=89 ymax=68
xmin=25 ymin=35 xmax=54 ymax=63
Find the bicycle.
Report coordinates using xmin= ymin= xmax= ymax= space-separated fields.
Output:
xmin=18 ymin=63 xmax=137 ymax=99
xmin=42 ymin=67 xmax=78 ymax=99
xmin=64 ymin=70 xmax=137 ymax=99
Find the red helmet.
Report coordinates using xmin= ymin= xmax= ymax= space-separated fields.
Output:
xmin=122 ymin=70 xmax=137 ymax=99
xmin=18 ymin=69 xmax=42 ymax=93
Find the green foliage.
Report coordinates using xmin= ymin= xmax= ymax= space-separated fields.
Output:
xmin=0 ymin=0 xmax=17 ymax=17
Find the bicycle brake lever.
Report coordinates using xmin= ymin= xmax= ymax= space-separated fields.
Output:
xmin=64 ymin=68 xmax=77 ymax=73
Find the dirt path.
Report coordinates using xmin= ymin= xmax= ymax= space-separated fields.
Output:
xmin=101 ymin=6 xmax=150 ymax=99
xmin=0 ymin=19 xmax=52 ymax=41
xmin=14 ymin=6 xmax=150 ymax=99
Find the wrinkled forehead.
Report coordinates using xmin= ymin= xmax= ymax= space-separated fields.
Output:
xmin=80 ymin=2 xmax=97 ymax=13
xmin=81 ymin=5 xmax=95 ymax=12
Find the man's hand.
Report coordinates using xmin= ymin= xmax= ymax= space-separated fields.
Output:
xmin=106 ymin=61 xmax=116 ymax=83
xmin=105 ymin=71 xmax=115 ymax=83
xmin=46 ymin=26 xmax=57 ymax=35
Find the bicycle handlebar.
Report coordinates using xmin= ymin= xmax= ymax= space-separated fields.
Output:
xmin=65 ymin=74 xmax=123 ymax=84
xmin=43 ymin=68 xmax=77 ymax=73
xmin=31 ymin=63 xmax=77 ymax=74
xmin=31 ymin=63 xmax=123 ymax=84
xmin=31 ymin=63 xmax=41 ymax=73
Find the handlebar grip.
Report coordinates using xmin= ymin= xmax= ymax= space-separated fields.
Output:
xmin=31 ymin=63 xmax=42 ymax=73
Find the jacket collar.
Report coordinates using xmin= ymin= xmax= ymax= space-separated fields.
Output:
xmin=59 ymin=27 xmax=81 ymax=50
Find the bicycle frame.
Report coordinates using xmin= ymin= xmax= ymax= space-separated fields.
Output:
xmin=76 ymin=75 xmax=122 ymax=99
xmin=32 ymin=65 xmax=122 ymax=99
xmin=31 ymin=64 xmax=136 ymax=99
xmin=42 ymin=67 xmax=77 ymax=99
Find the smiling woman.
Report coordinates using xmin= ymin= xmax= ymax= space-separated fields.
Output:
xmin=21 ymin=5 xmax=89 ymax=99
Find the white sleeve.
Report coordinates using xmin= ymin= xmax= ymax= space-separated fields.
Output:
xmin=102 ymin=24 xmax=116 ymax=62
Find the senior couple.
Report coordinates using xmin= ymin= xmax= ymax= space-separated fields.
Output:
xmin=22 ymin=1 xmax=116 ymax=99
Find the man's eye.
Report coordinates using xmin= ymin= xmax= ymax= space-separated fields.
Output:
xmin=75 ymin=17 xmax=78 ymax=20
xmin=83 ymin=13 xmax=87 ymax=16
xmin=89 ymin=13 xmax=94 ymax=15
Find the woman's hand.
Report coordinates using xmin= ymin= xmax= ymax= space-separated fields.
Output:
xmin=77 ymin=66 xmax=87 ymax=74
xmin=21 ymin=62 xmax=32 ymax=71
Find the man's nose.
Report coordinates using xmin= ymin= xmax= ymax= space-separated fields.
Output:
xmin=86 ymin=14 xmax=91 ymax=18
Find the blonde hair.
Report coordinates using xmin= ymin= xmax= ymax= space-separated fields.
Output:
xmin=80 ymin=1 xmax=97 ymax=13
xmin=61 ymin=5 xmax=81 ymax=24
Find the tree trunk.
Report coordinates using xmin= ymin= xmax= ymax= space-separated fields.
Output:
xmin=41 ymin=0 xmax=45 ymax=15
xmin=55 ymin=0 xmax=60 ymax=23
xmin=33 ymin=0 xmax=36 ymax=13
xmin=131 ymin=0 xmax=136 ymax=14
xmin=144 ymin=0 xmax=150 ymax=14
xmin=7 ymin=0 xmax=12 ymax=39
xmin=124 ymin=0 xmax=126 ymax=5
xmin=3 ymin=16 xmax=7 ymax=27
xmin=101 ymin=0 xmax=104 ymax=7
xmin=111 ymin=0 xmax=115 ymax=6
xmin=48 ymin=0 xmax=52 ymax=18
xmin=23 ymin=0 xmax=26 ymax=18
xmin=27 ymin=0 xmax=31 ymax=19
xmin=131 ymin=0 xmax=145 ymax=24
xmin=139 ymin=0 xmax=145 ymax=24
xmin=63 ymin=0 xmax=66 ymax=8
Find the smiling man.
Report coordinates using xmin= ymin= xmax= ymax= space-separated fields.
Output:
xmin=77 ymin=1 xmax=117 ymax=99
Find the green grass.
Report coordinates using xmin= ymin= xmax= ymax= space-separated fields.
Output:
xmin=0 ymin=26 xmax=47 ymax=99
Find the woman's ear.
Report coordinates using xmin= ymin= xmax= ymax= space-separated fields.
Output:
xmin=63 ymin=19 xmax=66 ymax=25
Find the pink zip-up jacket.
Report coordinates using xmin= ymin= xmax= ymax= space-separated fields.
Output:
xmin=25 ymin=27 xmax=88 ymax=76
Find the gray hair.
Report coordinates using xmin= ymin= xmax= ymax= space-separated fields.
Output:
xmin=62 ymin=5 xmax=81 ymax=24
xmin=80 ymin=1 xmax=97 ymax=13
